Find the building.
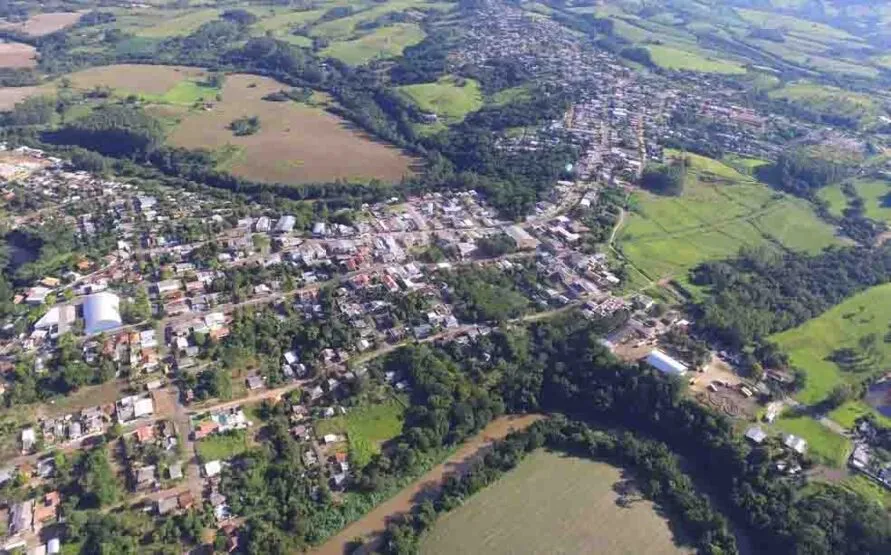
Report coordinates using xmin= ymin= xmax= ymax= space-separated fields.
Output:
xmin=33 ymin=305 xmax=76 ymax=332
xmin=504 ymin=225 xmax=540 ymax=250
xmin=645 ymin=349 xmax=688 ymax=376
xmin=83 ymin=292 xmax=122 ymax=334
xmin=745 ymin=426 xmax=767 ymax=444
xmin=205 ymin=460 xmax=222 ymax=477
xmin=784 ymin=434 xmax=807 ymax=455
xmin=275 ymin=215 xmax=296 ymax=233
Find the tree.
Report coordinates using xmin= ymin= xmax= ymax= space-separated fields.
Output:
xmin=640 ymin=158 xmax=687 ymax=196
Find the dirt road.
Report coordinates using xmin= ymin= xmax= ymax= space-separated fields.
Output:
xmin=311 ymin=414 xmax=544 ymax=555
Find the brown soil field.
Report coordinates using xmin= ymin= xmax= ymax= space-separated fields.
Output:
xmin=0 ymin=85 xmax=42 ymax=109
xmin=0 ymin=41 xmax=37 ymax=68
xmin=0 ymin=11 xmax=83 ymax=36
xmin=312 ymin=414 xmax=543 ymax=555
xmin=167 ymin=73 xmax=418 ymax=184
xmin=64 ymin=64 xmax=209 ymax=95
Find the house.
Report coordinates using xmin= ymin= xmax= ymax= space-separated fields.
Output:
xmin=504 ymin=225 xmax=539 ymax=250
xmin=645 ymin=349 xmax=688 ymax=376
xmin=136 ymin=465 xmax=156 ymax=487
xmin=784 ymin=434 xmax=807 ymax=455
xmin=9 ymin=499 xmax=34 ymax=535
xmin=745 ymin=426 xmax=767 ymax=444
xmin=157 ymin=495 xmax=178 ymax=515
xmin=168 ymin=462 xmax=183 ymax=480
xmin=205 ymin=460 xmax=222 ymax=477
xmin=135 ymin=425 xmax=155 ymax=443
xmin=34 ymin=491 xmax=60 ymax=523
xmin=245 ymin=375 xmax=264 ymax=391
xmin=177 ymin=492 xmax=195 ymax=510
xmin=21 ymin=428 xmax=36 ymax=453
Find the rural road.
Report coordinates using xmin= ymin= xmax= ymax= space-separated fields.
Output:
xmin=310 ymin=414 xmax=544 ymax=555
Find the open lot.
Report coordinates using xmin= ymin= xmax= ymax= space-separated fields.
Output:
xmin=168 ymin=73 xmax=418 ymax=184
xmin=617 ymin=152 xmax=840 ymax=285
xmin=314 ymin=399 xmax=405 ymax=468
xmin=419 ymin=449 xmax=690 ymax=555
xmin=195 ymin=430 xmax=251 ymax=462
xmin=0 ymin=41 xmax=37 ymax=68
xmin=0 ymin=11 xmax=82 ymax=36
xmin=771 ymin=283 xmax=891 ymax=405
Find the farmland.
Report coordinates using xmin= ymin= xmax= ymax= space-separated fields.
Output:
xmin=771 ymin=283 xmax=891 ymax=405
xmin=62 ymin=64 xmax=211 ymax=98
xmin=322 ymin=23 xmax=426 ymax=66
xmin=419 ymin=450 xmax=690 ymax=555
xmin=616 ymin=152 xmax=840 ymax=285
xmin=0 ymin=42 xmax=37 ymax=68
xmin=168 ymin=73 xmax=418 ymax=184
xmin=314 ymin=399 xmax=405 ymax=468
xmin=646 ymin=45 xmax=746 ymax=74
xmin=0 ymin=11 xmax=83 ymax=36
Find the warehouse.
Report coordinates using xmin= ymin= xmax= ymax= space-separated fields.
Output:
xmin=83 ymin=292 xmax=122 ymax=335
xmin=645 ymin=349 xmax=688 ymax=376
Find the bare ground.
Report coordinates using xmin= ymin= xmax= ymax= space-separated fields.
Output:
xmin=0 ymin=12 xmax=83 ymax=36
xmin=0 ymin=42 xmax=37 ymax=68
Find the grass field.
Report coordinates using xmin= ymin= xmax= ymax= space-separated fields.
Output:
xmin=818 ymin=178 xmax=891 ymax=224
xmin=322 ymin=23 xmax=425 ymax=65
xmin=768 ymin=82 xmax=883 ymax=128
xmin=168 ymin=73 xmax=417 ymax=183
xmin=772 ymin=415 xmax=851 ymax=467
xmin=419 ymin=450 xmax=691 ymax=555
xmin=828 ymin=400 xmax=891 ymax=429
xmin=397 ymin=75 xmax=483 ymax=122
xmin=314 ymin=399 xmax=405 ymax=468
xmin=646 ymin=45 xmax=746 ymax=74
xmin=196 ymin=430 xmax=251 ymax=462
xmin=132 ymin=8 xmax=222 ymax=38
xmin=771 ymin=283 xmax=891 ymax=405
xmin=0 ymin=42 xmax=37 ymax=68
xmin=617 ymin=152 xmax=840 ymax=285
xmin=841 ymin=475 xmax=891 ymax=510
xmin=63 ymin=64 xmax=210 ymax=96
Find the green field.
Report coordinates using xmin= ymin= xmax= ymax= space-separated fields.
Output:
xmin=133 ymin=8 xmax=223 ymax=38
xmin=196 ymin=430 xmax=251 ymax=462
xmin=828 ymin=400 xmax=891 ymax=429
xmin=397 ymin=75 xmax=483 ymax=122
xmin=769 ymin=82 xmax=883 ymax=128
xmin=772 ymin=415 xmax=852 ymax=468
xmin=818 ymin=178 xmax=891 ymax=224
xmin=646 ymin=45 xmax=746 ymax=74
xmin=419 ymin=450 xmax=690 ymax=555
xmin=771 ymin=283 xmax=891 ymax=405
xmin=617 ymin=152 xmax=840 ymax=285
xmin=314 ymin=399 xmax=405 ymax=468
xmin=322 ymin=23 xmax=425 ymax=65
xmin=841 ymin=475 xmax=891 ymax=510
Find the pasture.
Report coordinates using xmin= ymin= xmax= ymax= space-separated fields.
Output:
xmin=771 ymin=283 xmax=891 ymax=405
xmin=646 ymin=45 xmax=746 ymax=74
xmin=314 ymin=399 xmax=405 ymax=468
xmin=617 ymin=152 xmax=839 ymax=285
xmin=322 ymin=23 xmax=425 ymax=65
xmin=419 ymin=450 xmax=690 ymax=555
xmin=772 ymin=415 xmax=851 ymax=468
xmin=0 ymin=42 xmax=37 ymax=68
xmin=768 ymin=82 xmax=884 ymax=128
xmin=63 ymin=64 xmax=211 ymax=97
xmin=168 ymin=73 xmax=417 ymax=183
xmin=397 ymin=76 xmax=483 ymax=122
xmin=818 ymin=178 xmax=891 ymax=224
xmin=0 ymin=86 xmax=43 ymax=110
xmin=0 ymin=12 xmax=82 ymax=36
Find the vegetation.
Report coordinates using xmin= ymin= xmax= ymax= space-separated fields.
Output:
xmin=314 ymin=400 xmax=406 ymax=468
xmin=640 ymin=157 xmax=687 ymax=196
xmin=196 ymin=430 xmax=251 ymax=462
xmin=228 ymin=115 xmax=260 ymax=136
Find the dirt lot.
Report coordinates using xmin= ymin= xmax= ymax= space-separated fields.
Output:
xmin=0 ymin=41 xmax=37 ymax=68
xmin=0 ymin=85 xmax=42 ymax=109
xmin=0 ymin=12 xmax=83 ymax=36
xmin=691 ymin=356 xmax=758 ymax=419
xmin=64 ymin=64 xmax=209 ymax=96
xmin=168 ymin=73 xmax=419 ymax=184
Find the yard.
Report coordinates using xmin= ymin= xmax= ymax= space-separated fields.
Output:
xmin=772 ymin=415 xmax=851 ymax=468
xmin=314 ymin=399 xmax=405 ymax=468
xmin=419 ymin=450 xmax=691 ymax=555
xmin=617 ymin=151 xmax=840 ymax=285
xmin=771 ymin=283 xmax=891 ymax=406
xmin=195 ymin=430 xmax=251 ymax=462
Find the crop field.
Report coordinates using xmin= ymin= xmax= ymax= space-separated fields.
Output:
xmin=314 ymin=399 xmax=405 ymax=468
xmin=322 ymin=23 xmax=425 ymax=65
xmin=772 ymin=415 xmax=851 ymax=468
xmin=168 ymin=73 xmax=418 ymax=183
xmin=771 ymin=283 xmax=891 ymax=405
xmin=0 ymin=42 xmax=37 ymax=68
xmin=397 ymin=76 xmax=483 ymax=122
xmin=818 ymin=178 xmax=891 ymax=224
xmin=419 ymin=450 xmax=690 ymax=555
xmin=0 ymin=11 xmax=83 ymax=36
xmin=617 ymin=152 xmax=839 ymax=284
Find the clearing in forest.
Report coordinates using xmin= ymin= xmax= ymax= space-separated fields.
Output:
xmin=616 ymin=151 xmax=840 ymax=287
xmin=0 ymin=11 xmax=83 ymax=36
xmin=168 ymin=73 xmax=418 ymax=184
xmin=63 ymin=64 xmax=212 ymax=97
xmin=0 ymin=41 xmax=37 ymax=68
xmin=419 ymin=449 xmax=691 ymax=555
